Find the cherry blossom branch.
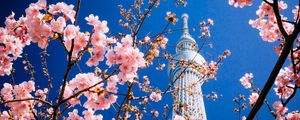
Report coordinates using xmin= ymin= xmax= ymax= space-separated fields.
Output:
xmin=57 ymin=66 xmax=120 ymax=118
xmin=9 ymin=69 xmax=15 ymax=86
xmin=115 ymin=1 xmax=160 ymax=118
xmin=123 ymin=83 xmax=134 ymax=119
xmin=132 ymin=0 xmax=159 ymax=44
xmin=40 ymin=50 xmax=53 ymax=96
xmin=72 ymin=35 xmax=92 ymax=64
xmin=264 ymin=100 xmax=276 ymax=117
xmin=60 ymin=65 xmax=120 ymax=104
xmin=263 ymin=0 xmax=273 ymax=6
xmin=272 ymin=0 xmax=288 ymax=38
xmin=0 ymin=98 xmax=53 ymax=107
xmin=246 ymin=0 xmax=300 ymax=118
xmin=116 ymin=92 xmax=129 ymax=118
xmin=57 ymin=104 xmax=71 ymax=117
xmin=30 ymin=105 xmax=39 ymax=120
xmin=73 ymin=0 xmax=81 ymax=26
xmin=283 ymin=86 xmax=299 ymax=106
xmin=57 ymin=34 xmax=68 ymax=53
xmin=282 ymin=20 xmax=296 ymax=25
xmin=52 ymin=0 xmax=81 ymax=119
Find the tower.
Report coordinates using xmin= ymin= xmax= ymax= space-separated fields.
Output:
xmin=167 ymin=13 xmax=207 ymax=119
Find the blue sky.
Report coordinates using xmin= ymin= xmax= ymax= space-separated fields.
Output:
xmin=0 ymin=0 xmax=299 ymax=119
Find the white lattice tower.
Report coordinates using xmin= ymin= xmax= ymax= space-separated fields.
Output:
xmin=167 ymin=13 xmax=207 ymax=120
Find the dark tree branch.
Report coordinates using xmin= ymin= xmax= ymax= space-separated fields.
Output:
xmin=263 ymin=0 xmax=273 ymax=6
xmin=52 ymin=0 xmax=81 ymax=119
xmin=1 ymin=98 xmax=53 ymax=107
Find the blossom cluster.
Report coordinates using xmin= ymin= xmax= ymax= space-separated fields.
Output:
xmin=85 ymin=14 xmax=113 ymax=66
xmin=274 ymin=67 xmax=299 ymax=99
xmin=0 ymin=0 xmax=78 ymax=76
xmin=0 ymin=12 xmax=30 ymax=76
xmin=149 ymin=92 xmax=162 ymax=102
xmin=141 ymin=35 xmax=168 ymax=64
xmin=249 ymin=1 xmax=294 ymax=42
xmin=248 ymin=92 xmax=259 ymax=106
xmin=240 ymin=73 xmax=253 ymax=89
xmin=238 ymin=71 xmax=300 ymax=119
xmin=64 ymin=73 xmax=118 ymax=111
xmin=105 ymin=35 xmax=146 ymax=84
xmin=0 ymin=81 xmax=47 ymax=119
xmin=67 ymin=109 xmax=103 ymax=120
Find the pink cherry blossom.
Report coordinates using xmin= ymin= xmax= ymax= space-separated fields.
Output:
xmin=63 ymin=72 xmax=118 ymax=110
xmin=249 ymin=92 xmax=259 ymax=105
xmin=144 ymin=36 xmax=151 ymax=43
xmin=69 ymin=73 xmax=101 ymax=91
xmin=207 ymin=18 xmax=214 ymax=25
xmin=35 ymin=88 xmax=48 ymax=101
xmin=83 ymin=109 xmax=103 ymax=120
xmin=273 ymin=101 xmax=288 ymax=116
xmin=0 ymin=111 xmax=10 ymax=120
xmin=228 ymin=0 xmax=252 ymax=8
xmin=85 ymin=14 xmax=99 ymax=26
xmin=94 ymin=20 xmax=109 ymax=34
xmin=36 ymin=0 xmax=47 ymax=9
xmin=64 ymin=25 xmax=79 ymax=42
xmin=67 ymin=109 xmax=103 ymax=120
xmin=274 ymin=67 xmax=296 ymax=99
xmin=67 ymin=109 xmax=83 ymax=120
xmin=0 ymin=14 xmax=30 ymax=76
xmin=248 ymin=1 xmax=293 ymax=42
xmin=240 ymin=73 xmax=253 ymax=89
xmin=286 ymin=112 xmax=300 ymax=120
xmin=160 ymin=37 xmax=168 ymax=49
xmin=143 ymin=76 xmax=150 ymax=85
xmin=48 ymin=2 xmax=75 ymax=23
xmin=105 ymin=48 xmax=116 ymax=67
xmin=106 ymin=75 xmax=119 ymax=93
xmin=1 ymin=83 xmax=13 ymax=101
xmin=50 ymin=16 xmax=66 ymax=33
xmin=0 ymin=81 xmax=40 ymax=119
xmin=150 ymin=92 xmax=162 ymax=102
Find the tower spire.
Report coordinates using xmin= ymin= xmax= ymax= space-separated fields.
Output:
xmin=182 ymin=13 xmax=189 ymax=35
xmin=176 ymin=13 xmax=197 ymax=53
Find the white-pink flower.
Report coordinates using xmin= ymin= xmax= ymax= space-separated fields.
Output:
xmin=64 ymin=25 xmax=79 ymax=42
xmin=67 ymin=109 xmax=83 ymax=120
xmin=1 ymin=83 xmax=13 ymax=101
xmin=273 ymin=101 xmax=288 ymax=115
xmin=94 ymin=20 xmax=109 ymax=34
xmin=286 ymin=112 xmax=300 ymax=120
xmin=85 ymin=14 xmax=100 ymax=26
xmin=207 ymin=18 xmax=214 ymax=25
xmin=50 ymin=16 xmax=66 ymax=33
xmin=150 ymin=92 xmax=162 ymax=102
xmin=228 ymin=0 xmax=252 ymax=8
xmin=274 ymin=67 xmax=295 ymax=99
xmin=240 ymin=73 xmax=253 ymax=89
xmin=249 ymin=92 xmax=259 ymax=105
xmin=48 ymin=2 xmax=75 ymax=23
